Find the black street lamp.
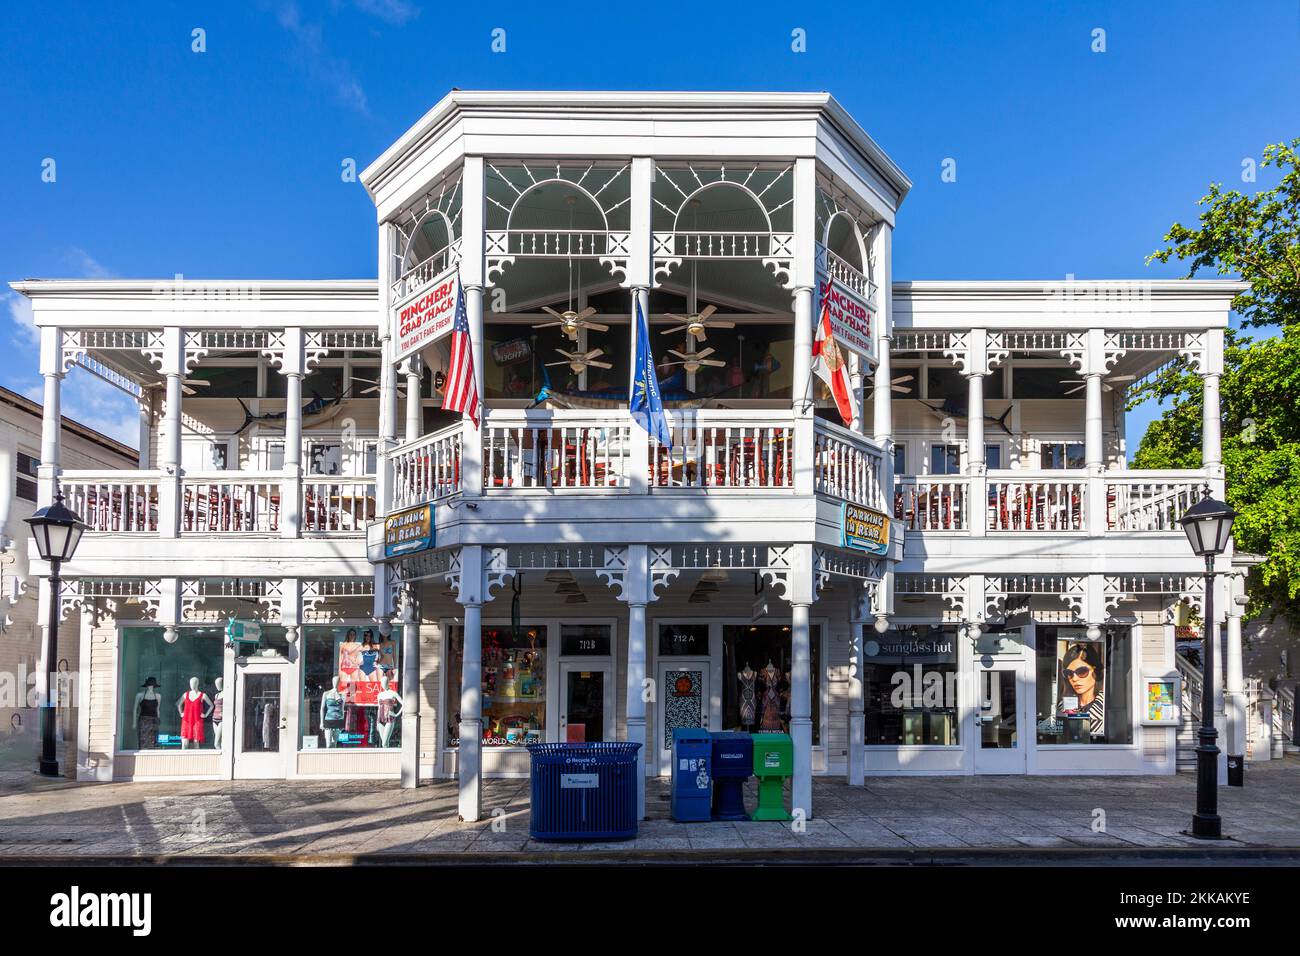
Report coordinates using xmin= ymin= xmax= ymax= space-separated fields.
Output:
xmin=1178 ymin=484 xmax=1236 ymax=839
xmin=24 ymin=492 xmax=86 ymax=777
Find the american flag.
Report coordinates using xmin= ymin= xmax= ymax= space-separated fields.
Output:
xmin=442 ymin=281 xmax=480 ymax=427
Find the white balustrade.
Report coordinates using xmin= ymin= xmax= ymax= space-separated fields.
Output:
xmin=391 ymin=423 xmax=464 ymax=508
xmin=1106 ymin=476 xmax=1203 ymax=531
xmin=484 ymin=410 xmax=631 ymax=490
xmin=822 ymin=247 xmax=878 ymax=304
xmin=302 ymin=478 xmax=376 ymax=533
xmin=813 ymin=420 xmax=884 ymax=508
xmin=893 ymin=476 xmax=969 ymax=531
xmin=391 ymin=245 xmax=455 ymax=301
xmin=657 ymin=231 xmax=789 ymax=258
xmin=651 ymin=412 xmax=794 ymax=490
xmin=61 ymin=472 xmax=160 ymax=533
xmin=181 ymin=474 xmax=282 ymax=533
xmin=987 ymin=473 xmax=1086 ymax=532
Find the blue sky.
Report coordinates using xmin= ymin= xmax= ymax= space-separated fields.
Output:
xmin=1 ymin=1 xmax=1296 ymax=447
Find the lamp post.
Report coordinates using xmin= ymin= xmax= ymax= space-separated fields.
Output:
xmin=24 ymin=492 xmax=86 ymax=777
xmin=1178 ymin=485 xmax=1236 ymax=839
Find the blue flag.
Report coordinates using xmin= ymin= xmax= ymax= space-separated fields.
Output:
xmin=630 ymin=298 xmax=672 ymax=449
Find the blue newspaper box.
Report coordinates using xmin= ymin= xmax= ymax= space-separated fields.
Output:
xmin=671 ymin=728 xmax=713 ymax=822
xmin=710 ymin=732 xmax=753 ymax=821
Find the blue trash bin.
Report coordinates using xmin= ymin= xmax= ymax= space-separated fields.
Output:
xmin=671 ymin=728 xmax=713 ymax=822
xmin=527 ymin=742 xmax=641 ymax=841
xmin=710 ymin=732 xmax=753 ymax=821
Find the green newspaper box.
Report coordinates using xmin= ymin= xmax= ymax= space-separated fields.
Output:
xmin=750 ymin=732 xmax=793 ymax=821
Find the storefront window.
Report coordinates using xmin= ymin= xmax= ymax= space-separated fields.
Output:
xmin=1035 ymin=626 xmax=1133 ymax=745
xmin=862 ymin=625 xmax=960 ymax=746
xmin=721 ymin=624 xmax=820 ymax=744
xmin=117 ymin=627 xmax=225 ymax=751
xmin=301 ymin=625 xmax=403 ymax=750
xmin=446 ymin=625 xmax=547 ymax=747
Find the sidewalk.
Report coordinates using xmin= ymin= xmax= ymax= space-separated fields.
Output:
xmin=3 ymin=759 xmax=1299 ymax=863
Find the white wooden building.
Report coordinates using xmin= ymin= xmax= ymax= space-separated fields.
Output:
xmin=9 ymin=91 xmax=1247 ymax=820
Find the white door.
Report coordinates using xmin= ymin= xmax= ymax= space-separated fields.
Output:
xmin=232 ymin=664 xmax=291 ymax=779
xmin=974 ymin=662 xmax=1027 ymax=773
xmin=655 ymin=660 xmax=711 ymax=775
xmin=559 ymin=662 xmax=615 ymax=743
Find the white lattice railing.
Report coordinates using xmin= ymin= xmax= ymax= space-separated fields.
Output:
xmin=652 ymin=412 xmax=795 ymax=490
xmin=1107 ymin=475 xmax=1203 ymax=531
xmin=988 ymin=473 xmax=1086 ymax=532
xmin=181 ymin=474 xmax=281 ymax=533
xmin=822 ymin=247 xmax=878 ymax=304
xmin=61 ymin=472 xmax=160 ymax=533
xmin=303 ymin=478 xmax=375 ymax=533
xmin=390 ymin=423 xmax=463 ymax=509
xmin=654 ymin=231 xmax=792 ymax=258
xmin=391 ymin=249 xmax=453 ymax=301
xmin=894 ymin=476 xmax=969 ymax=530
xmin=485 ymin=229 xmax=625 ymax=258
xmin=485 ymin=410 xmax=632 ymax=490
xmin=813 ymin=419 xmax=885 ymax=508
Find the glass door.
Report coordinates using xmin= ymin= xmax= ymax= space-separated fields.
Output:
xmin=974 ymin=663 xmax=1026 ymax=773
xmin=655 ymin=660 xmax=710 ymax=775
xmin=559 ymin=663 xmax=614 ymax=743
xmin=233 ymin=666 xmax=288 ymax=778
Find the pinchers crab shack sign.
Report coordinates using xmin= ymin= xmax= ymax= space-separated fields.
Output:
xmin=394 ymin=266 xmax=459 ymax=363
xmin=816 ymin=274 xmax=876 ymax=365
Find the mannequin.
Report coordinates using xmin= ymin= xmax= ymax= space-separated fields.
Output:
xmin=375 ymin=672 xmax=403 ymax=748
xmin=177 ymin=677 xmax=213 ymax=749
xmin=133 ymin=677 xmax=162 ymax=749
xmin=320 ymin=675 xmax=345 ymax=747
xmin=758 ymin=660 xmax=782 ymax=732
xmin=737 ymin=664 xmax=757 ymax=730
xmin=211 ymin=677 xmax=226 ymax=749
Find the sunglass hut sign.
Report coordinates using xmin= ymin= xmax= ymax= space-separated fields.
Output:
xmin=395 ymin=267 xmax=459 ymax=362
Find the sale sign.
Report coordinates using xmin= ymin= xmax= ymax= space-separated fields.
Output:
xmin=816 ymin=274 xmax=876 ymax=365
xmin=394 ymin=266 xmax=459 ymax=363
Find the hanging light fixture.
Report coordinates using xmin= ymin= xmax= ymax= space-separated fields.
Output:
xmin=544 ymin=569 xmax=575 ymax=584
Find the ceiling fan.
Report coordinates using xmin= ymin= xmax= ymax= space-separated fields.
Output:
xmin=545 ymin=347 xmax=613 ymax=375
xmin=147 ymin=377 xmax=212 ymax=397
xmin=1059 ymin=374 xmax=1137 ymax=396
xmin=890 ymin=373 xmax=915 ymax=394
xmin=351 ymin=375 xmax=406 ymax=397
xmin=533 ymin=305 xmax=609 ymax=341
xmin=660 ymin=347 xmax=726 ymax=374
xmin=661 ymin=304 xmax=734 ymax=342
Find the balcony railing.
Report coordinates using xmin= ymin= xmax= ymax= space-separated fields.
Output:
xmin=391 ymin=423 xmax=464 ymax=508
xmin=894 ymin=476 xmax=969 ymax=531
xmin=303 ymin=478 xmax=376 ymax=533
xmin=653 ymin=412 xmax=794 ymax=490
xmin=182 ymin=474 xmax=282 ymax=533
xmin=814 ymin=419 xmax=885 ymax=509
xmin=484 ymin=410 xmax=631 ymax=491
xmin=1106 ymin=474 xmax=1202 ymax=531
xmin=894 ymin=471 xmax=1207 ymax=534
xmin=63 ymin=473 xmax=160 ymax=533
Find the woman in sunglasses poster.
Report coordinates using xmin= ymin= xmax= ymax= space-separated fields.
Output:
xmin=1057 ymin=641 xmax=1105 ymax=739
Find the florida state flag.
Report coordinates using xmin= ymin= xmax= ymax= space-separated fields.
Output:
xmin=812 ymin=277 xmax=859 ymax=426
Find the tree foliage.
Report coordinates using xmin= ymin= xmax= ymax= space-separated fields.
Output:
xmin=1131 ymin=139 xmax=1300 ymax=622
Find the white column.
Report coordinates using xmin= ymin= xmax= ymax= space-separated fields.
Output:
xmin=399 ymin=583 xmax=421 ymax=788
xmin=847 ymin=587 xmax=867 ymax=786
xmin=280 ymin=328 xmax=304 ymax=539
xmin=1224 ymin=570 xmax=1246 ymax=768
xmin=403 ymin=356 xmax=422 ymax=443
xmin=157 ymin=327 xmax=184 ymax=537
xmin=1202 ymin=373 xmax=1222 ymax=475
xmin=461 ymin=156 xmax=486 ymax=501
xmin=136 ymin=393 xmax=152 ymax=469
xmin=37 ymin=327 xmax=63 ymax=508
xmin=872 ymin=334 xmax=893 ymax=446
xmin=458 ymin=599 xmax=483 ymax=820
xmin=792 ymin=286 xmax=814 ymax=416
xmin=791 ymin=599 xmax=813 ymax=817
xmin=1084 ymin=373 xmax=1104 ymax=472
xmin=626 ymin=600 xmax=648 ymax=819
xmin=848 ymin=353 xmax=863 ymax=433
xmin=376 ymin=224 xmax=398 ymax=514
